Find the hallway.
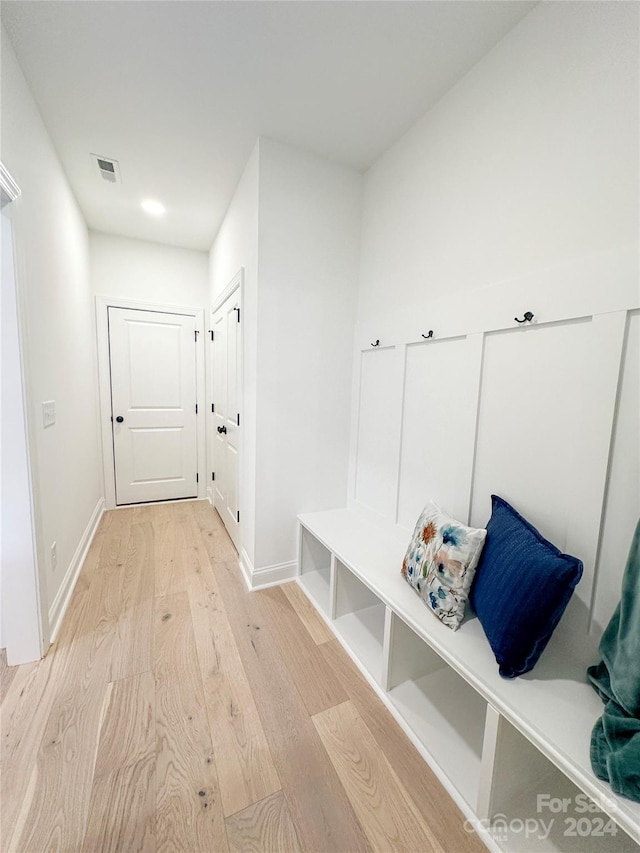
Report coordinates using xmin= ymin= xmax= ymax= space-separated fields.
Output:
xmin=1 ymin=501 xmax=480 ymax=852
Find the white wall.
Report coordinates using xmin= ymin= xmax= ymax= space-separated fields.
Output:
xmin=90 ymin=231 xmax=209 ymax=307
xmin=1 ymin=26 xmax=103 ymax=645
xmin=209 ymin=142 xmax=260 ymax=566
xmin=208 ymin=139 xmax=362 ymax=576
xmin=254 ymin=138 xmax=362 ymax=570
xmin=359 ymin=1 xmax=638 ymax=322
xmin=352 ymin=1 xmax=639 ymax=637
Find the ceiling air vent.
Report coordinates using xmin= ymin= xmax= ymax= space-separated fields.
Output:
xmin=91 ymin=154 xmax=121 ymax=184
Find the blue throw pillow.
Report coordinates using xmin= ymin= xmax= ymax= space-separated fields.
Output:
xmin=470 ymin=495 xmax=583 ymax=678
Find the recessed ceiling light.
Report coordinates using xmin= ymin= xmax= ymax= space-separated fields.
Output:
xmin=141 ymin=198 xmax=165 ymax=216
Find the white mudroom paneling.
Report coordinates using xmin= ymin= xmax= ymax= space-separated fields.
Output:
xmin=354 ymin=346 xmax=403 ymax=520
xmin=469 ymin=312 xmax=627 ymax=616
xmin=592 ymin=310 xmax=640 ymax=633
xmin=397 ymin=335 xmax=480 ymax=531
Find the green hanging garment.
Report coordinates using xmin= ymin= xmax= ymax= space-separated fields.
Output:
xmin=587 ymin=519 xmax=640 ymax=802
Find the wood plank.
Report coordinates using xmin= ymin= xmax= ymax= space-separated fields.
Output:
xmin=281 ymin=581 xmax=333 ymax=645
xmin=313 ymin=700 xmax=443 ymax=853
xmin=7 ymin=598 xmax=114 ymax=852
xmin=99 ymin=506 xmax=136 ymax=532
xmin=1 ymin=654 xmax=53 ymax=849
xmin=109 ymin=522 xmax=154 ymax=682
xmin=320 ymin=638 xmax=484 ymax=853
xmin=82 ymin=671 xmax=155 ymax=852
xmin=211 ymin=557 xmax=371 ymax=853
xmin=153 ymin=591 xmax=228 ymax=853
xmin=109 ymin=600 xmax=153 ymax=683
xmin=154 ymin=504 xmax=188 ymax=597
xmin=119 ymin=521 xmax=154 ymax=607
xmin=93 ymin=509 xmax=135 ymax=624
xmin=192 ymin=499 xmax=240 ymax=561
xmin=2 ymin=515 xmax=130 ymax=851
xmin=82 ymin=753 xmax=155 ymax=853
xmin=186 ymin=514 xmax=281 ymax=817
xmin=226 ymin=791 xmax=302 ymax=853
xmin=1 ymin=584 xmax=97 ymax=850
xmin=256 ymin=584 xmax=348 ymax=715
xmin=74 ymin=530 xmax=105 ymax=594
xmin=93 ymin=671 xmax=155 ymax=778
xmin=0 ymin=649 xmax=18 ymax=703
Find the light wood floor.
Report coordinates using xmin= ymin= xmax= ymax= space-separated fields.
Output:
xmin=1 ymin=500 xmax=483 ymax=853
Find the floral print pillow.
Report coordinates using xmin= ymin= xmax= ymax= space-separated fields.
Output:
xmin=401 ymin=502 xmax=487 ymax=630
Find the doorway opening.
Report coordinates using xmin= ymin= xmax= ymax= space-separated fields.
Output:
xmin=209 ymin=270 xmax=243 ymax=551
xmin=97 ymin=298 xmax=206 ymax=509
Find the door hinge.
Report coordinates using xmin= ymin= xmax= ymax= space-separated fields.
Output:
xmin=211 ymin=403 xmax=215 ymax=413
xmin=195 ymin=403 xmax=198 ymax=414
xmin=196 ymin=473 xmax=199 ymax=483
xmin=210 ymin=330 xmax=214 ymax=341
xmin=234 ymin=307 xmax=240 ymax=323
xmin=236 ymin=510 xmax=240 ymax=523
xmin=195 ymin=330 xmax=199 ymax=341
xmin=236 ymin=413 xmax=240 ymax=426
xmin=211 ymin=471 xmax=215 ymax=481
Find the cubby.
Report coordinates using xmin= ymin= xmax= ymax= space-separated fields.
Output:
xmin=485 ymin=716 xmax=638 ymax=853
xmin=333 ymin=560 xmax=386 ymax=684
xmin=386 ymin=612 xmax=487 ymax=809
xmin=298 ymin=525 xmax=332 ymax=615
xmin=297 ymin=508 xmax=640 ymax=853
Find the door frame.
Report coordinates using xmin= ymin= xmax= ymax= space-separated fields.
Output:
xmin=96 ymin=296 xmax=206 ymax=510
xmin=208 ymin=269 xmax=243 ymax=545
xmin=1 ymin=174 xmax=49 ymax=663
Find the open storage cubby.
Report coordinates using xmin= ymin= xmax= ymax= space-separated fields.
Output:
xmin=296 ymin=508 xmax=640 ymax=853
xmin=386 ymin=611 xmax=487 ymax=809
xmin=333 ymin=559 xmax=386 ymax=684
xmin=485 ymin=716 xmax=639 ymax=853
xmin=298 ymin=524 xmax=332 ymax=615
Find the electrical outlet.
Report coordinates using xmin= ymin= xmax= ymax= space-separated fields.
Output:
xmin=42 ymin=400 xmax=56 ymax=428
xmin=51 ymin=541 xmax=57 ymax=572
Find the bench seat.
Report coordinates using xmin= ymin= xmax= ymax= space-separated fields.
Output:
xmin=298 ymin=507 xmax=640 ymax=851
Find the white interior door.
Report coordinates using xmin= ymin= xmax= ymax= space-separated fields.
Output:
xmin=211 ymin=292 xmax=240 ymax=549
xmin=109 ymin=307 xmax=198 ymax=505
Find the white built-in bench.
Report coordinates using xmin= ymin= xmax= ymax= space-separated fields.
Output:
xmin=297 ymin=507 xmax=640 ymax=853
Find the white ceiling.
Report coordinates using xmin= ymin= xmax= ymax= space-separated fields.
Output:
xmin=2 ymin=1 xmax=536 ymax=252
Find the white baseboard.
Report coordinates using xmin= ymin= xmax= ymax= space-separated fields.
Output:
xmin=238 ymin=548 xmax=254 ymax=591
xmin=238 ymin=548 xmax=297 ymax=591
xmin=206 ymin=486 xmax=213 ymax=506
xmin=48 ymin=497 xmax=105 ymax=643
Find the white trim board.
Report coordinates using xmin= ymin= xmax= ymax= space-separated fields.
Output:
xmin=2 ymin=205 xmax=48 ymax=662
xmin=239 ymin=548 xmax=297 ymax=591
xmin=0 ymin=160 xmax=21 ymax=207
xmin=211 ymin=267 xmax=243 ymax=314
xmin=48 ymin=497 xmax=104 ymax=643
xmin=95 ymin=296 xmax=207 ymax=510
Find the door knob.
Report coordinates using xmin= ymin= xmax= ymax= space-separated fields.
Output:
xmin=217 ymin=425 xmax=227 ymax=434
xmin=115 ymin=416 xmax=124 ymax=423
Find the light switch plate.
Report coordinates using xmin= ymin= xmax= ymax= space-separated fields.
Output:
xmin=42 ymin=400 xmax=56 ymax=428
